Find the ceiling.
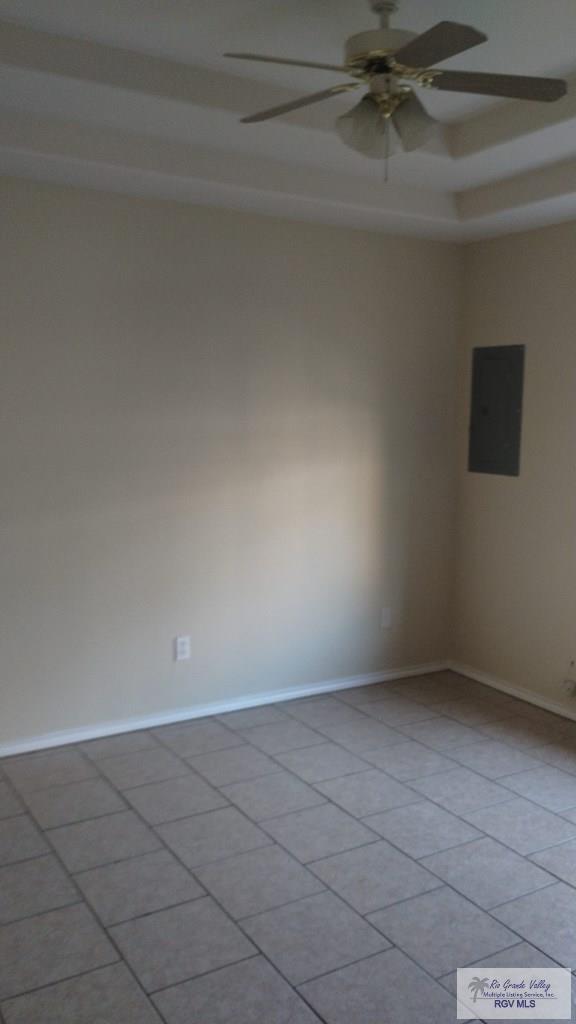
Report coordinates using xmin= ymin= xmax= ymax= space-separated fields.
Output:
xmin=0 ymin=0 xmax=575 ymax=240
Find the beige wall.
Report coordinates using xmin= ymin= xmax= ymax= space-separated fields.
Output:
xmin=0 ymin=178 xmax=460 ymax=748
xmin=455 ymin=221 xmax=576 ymax=710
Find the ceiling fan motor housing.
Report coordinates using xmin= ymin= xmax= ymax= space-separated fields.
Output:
xmin=345 ymin=29 xmax=417 ymax=70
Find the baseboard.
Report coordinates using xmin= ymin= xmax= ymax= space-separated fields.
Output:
xmin=450 ymin=660 xmax=576 ymax=725
xmin=0 ymin=659 xmax=449 ymax=758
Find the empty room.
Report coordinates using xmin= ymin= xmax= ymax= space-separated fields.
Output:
xmin=1 ymin=2 xmax=576 ymax=1022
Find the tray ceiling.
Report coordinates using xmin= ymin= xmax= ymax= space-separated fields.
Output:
xmin=0 ymin=0 xmax=574 ymax=239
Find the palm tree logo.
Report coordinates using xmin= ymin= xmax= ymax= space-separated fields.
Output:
xmin=468 ymin=977 xmax=490 ymax=1003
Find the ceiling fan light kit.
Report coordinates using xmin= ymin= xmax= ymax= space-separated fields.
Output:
xmin=336 ymin=95 xmax=392 ymax=160
xmin=226 ymin=2 xmax=567 ymax=160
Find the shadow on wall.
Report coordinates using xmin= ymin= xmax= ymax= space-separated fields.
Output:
xmin=1 ymin=180 xmax=458 ymax=744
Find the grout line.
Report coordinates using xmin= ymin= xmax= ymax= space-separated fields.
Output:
xmin=193 ymin=736 xmax=536 ymax=999
xmin=186 ymin=763 xmax=286 ymax=786
xmin=43 ymin=805 xmax=151 ymax=836
xmin=485 ymin=879 xmax=560 ymax=912
xmin=146 ymin=951 xmax=262 ymax=998
xmin=244 ymin=710 xmax=576 ymax=981
xmin=0 ymin=841 xmax=63 ymax=872
xmin=2 ymin=674 xmax=576 ymax=1019
xmin=0 ymin=965 xmax=131 ymax=1015
xmin=80 ymin=892 xmax=207 ymax=930
xmin=64 ymin=747 xmax=178 ymax=1024
xmin=148 ymin=722 xmax=479 ymax=1009
xmin=151 ymin=830 xmax=276 ymax=870
xmin=119 ymin=739 xmax=337 ymax=1022
xmin=527 ymin=835 xmax=576 ymax=863
xmin=0 ymin=891 xmax=84 ymax=926
xmin=407 ymin=792 xmax=576 ymax=859
xmin=363 ymin=831 xmax=500 ymax=863
xmin=272 ymin=946 xmax=396 ymax=990
xmin=0 ymin=755 xmax=174 ymax=1024
xmin=277 ymin=764 xmax=378 ymax=784
xmin=125 ymin=729 xmax=340 ymax=1020
xmin=27 ymin=803 xmax=132 ymax=830
xmin=239 ymin=800 xmax=330 ymax=827
xmin=118 ymin=802 xmax=234 ymax=829
xmin=0 ymin=773 xmax=102 ymax=795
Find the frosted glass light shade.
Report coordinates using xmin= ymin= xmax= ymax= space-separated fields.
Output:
xmin=336 ymin=95 xmax=394 ymax=158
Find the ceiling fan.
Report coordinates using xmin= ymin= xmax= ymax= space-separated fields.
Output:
xmin=225 ymin=0 xmax=567 ymax=158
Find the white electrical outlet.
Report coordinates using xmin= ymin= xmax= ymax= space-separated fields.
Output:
xmin=381 ymin=607 xmax=393 ymax=630
xmin=174 ymin=635 xmax=191 ymax=662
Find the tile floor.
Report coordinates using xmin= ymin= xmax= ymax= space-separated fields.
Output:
xmin=1 ymin=670 xmax=576 ymax=1023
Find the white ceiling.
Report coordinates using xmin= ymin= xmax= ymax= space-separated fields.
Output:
xmin=0 ymin=0 xmax=575 ymax=239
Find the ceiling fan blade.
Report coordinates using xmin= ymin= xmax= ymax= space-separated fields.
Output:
xmin=336 ymin=95 xmax=395 ymax=159
xmin=225 ymin=52 xmax=347 ymax=73
xmin=241 ymin=83 xmax=359 ymax=123
xmin=431 ymin=69 xmax=567 ymax=101
xmin=393 ymin=21 xmax=487 ymax=69
xmin=393 ymin=91 xmax=438 ymax=151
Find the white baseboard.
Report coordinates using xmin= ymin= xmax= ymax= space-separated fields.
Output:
xmin=450 ymin=660 xmax=576 ymax=725
xmin=0 ymin=660 xmax=449 ymax=758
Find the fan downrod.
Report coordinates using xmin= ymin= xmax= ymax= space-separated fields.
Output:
xmin=370 ymin=1 xmax=399 ymax=29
